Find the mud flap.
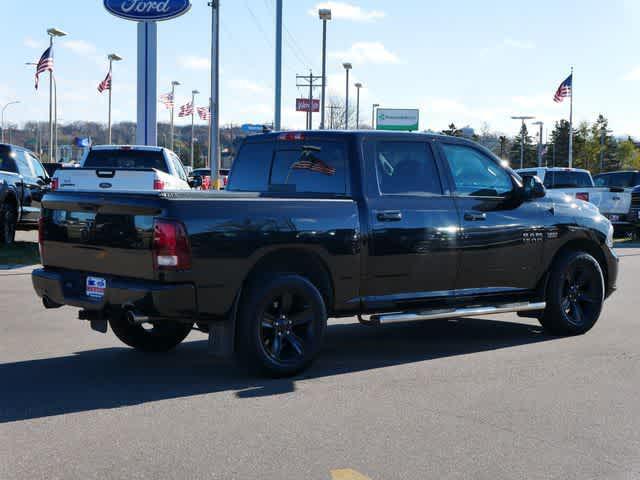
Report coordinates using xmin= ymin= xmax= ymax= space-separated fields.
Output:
xmin=208 ymin=320 xmax=234 ymax=358
xmin=90 ymin=318 xmax=108 ymax=333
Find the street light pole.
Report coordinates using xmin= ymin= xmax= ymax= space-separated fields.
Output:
xmin=371 ymin=103 xmax=379 ymax=130
xmin=209 ymin=0 xmax=220 ymax=188
xmin=170 ymin=80 xmax=180 ymax=151
xmin=343 ymin=63 xmax=352 ymax=130
xmin=107 ymin=53 xmax=123 ymax=144
xmin=190 ymin=89 xmax=199 ymax=168
xmin=1 ymin=101 xmax=20 ymax=144
xmin=46 ymin=27 xmax=67 ymax=162
xmin=318 ymin=8 xmax=331 ymax=130
xmin=532 ymin=121 xmax=544 ymax=167
xmin=511 ymin=115 xmax=534 ymax=169
xmin=356 ymin=85 xmax=361 ymax=129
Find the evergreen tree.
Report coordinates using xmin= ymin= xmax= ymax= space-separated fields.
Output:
xmin=509 ymin=123 xmax=536 ymax=168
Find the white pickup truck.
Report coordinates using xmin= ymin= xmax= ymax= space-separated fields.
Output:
xmin=516 ymin=167 xmax=601 ymax=204
xmin=593 ymin=170 xmax=640 ymax=235
xmin=52 ymin=145 xmax=191 ymax=192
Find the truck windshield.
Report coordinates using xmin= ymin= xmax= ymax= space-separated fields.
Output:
xmin=83 ymin=150 xmax=168 ymax=173
xmin=543 ymin=171 xmax=593 ymax=189
xmin=594 ymin=172 xmax=638 ymax=188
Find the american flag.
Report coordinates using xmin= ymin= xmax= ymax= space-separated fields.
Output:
xmin=159 ymin=92 xmax=174 ymax=109
xmin=34 ymin=46 xmax=54 ymax=90
xmin=197 ymin=106 xmax=211 ymax=121
xmin=178 ymin=102 xmax=193 ymax=117
xmin=291 ymin=157 xmax=336 ymax=176
xmin=553 ymin=74 xmax=572 ymax=103
xmin=97 ymin=70 xmax=111 ymax=93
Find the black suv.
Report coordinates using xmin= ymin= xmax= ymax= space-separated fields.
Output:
xmin=0 ymin=144 xmax=50 ymax=244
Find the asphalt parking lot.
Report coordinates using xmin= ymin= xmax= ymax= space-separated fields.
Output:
xmin=1 ymin=240 xmax=639 ymax=479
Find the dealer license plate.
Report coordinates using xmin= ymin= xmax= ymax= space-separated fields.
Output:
xmin=86 ymin=276 xmax=106 ymax=299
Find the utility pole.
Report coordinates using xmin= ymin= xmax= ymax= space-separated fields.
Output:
xmin=296 ymin=71 xmax=322 ymax=129
xmin=532 ymin=121 xmax=544 ymax=167
xmin=511 ymin=116 xmax=534 ymax=169
xmin=208 ymin=0 xmax=220 ymax=188
xmin=318 ymin=8 xmax=331 ymax=129
xmin=274 ymin=0 xmax=282 ymax=131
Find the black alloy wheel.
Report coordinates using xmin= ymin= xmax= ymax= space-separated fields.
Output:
xmin=540 ymin=251 xmax=604 ymax=335
xmin=237 ymin=275 xmax=327 ymax=377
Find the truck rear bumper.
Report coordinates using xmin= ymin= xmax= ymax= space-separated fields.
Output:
xmin=32 ymin=268 xmax=197 ymax=318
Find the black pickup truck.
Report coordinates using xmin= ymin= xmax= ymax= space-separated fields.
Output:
xmin=1 ymin=144 xmax=50 ymax=244
xmin=32 ymin=131 xmax=618 ymax=376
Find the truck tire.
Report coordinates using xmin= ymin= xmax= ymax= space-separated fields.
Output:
xmin=539 ymin=251 xmax=604 ymax=335
xmin=0 ymin=202 xmax=17 ymax=246
xmin=236 ymin=274 xmax=327 ymax=377
xmin=109 ymin=315 xmax=193 ymax=352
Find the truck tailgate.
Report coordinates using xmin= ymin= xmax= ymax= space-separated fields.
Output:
xmin=40 ymin=192 xmax=164 ymax=280
xmin=54 ymin=168 xmax=162 ymax=192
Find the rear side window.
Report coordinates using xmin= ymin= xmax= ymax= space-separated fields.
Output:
xmin=226 ymin=142 xmax=273 ymax=192
xmin=375 ymin=142 xmax=442 ymax=195
xmin=13 ymin=150 xmax=35 ymax=177
xmin=270 ymin=141 xmax=347 ymax=194
xmin=27 ymin=153 xmax=47 ymax=178
xmin=594 ymin=172 xmax=638 ymax=188
xmin=83 ymin=150 xmax=168 ymax=173
xmin=544 ymin=171 xmax=593 ymax=189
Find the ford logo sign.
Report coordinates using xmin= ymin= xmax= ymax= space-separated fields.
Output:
xmin=99 ymin=182 xmax=113 ymax=189
xmin=104 ymin=0 xmax=191 ymax=22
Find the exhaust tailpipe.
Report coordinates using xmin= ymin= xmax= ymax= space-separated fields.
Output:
xmin=125 ymin=309 xmax=150 ymax=325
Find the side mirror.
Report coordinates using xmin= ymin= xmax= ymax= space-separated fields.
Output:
xmin=520 ymin=174 xmax=546 ymax=200
xmin=39 ymin=176 xmax=52 ymax=185
xmin=189 ymin=177 xmax=202 ymax=188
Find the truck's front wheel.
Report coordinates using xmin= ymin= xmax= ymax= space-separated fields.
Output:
xmin=109 ymin=315 xmax=193 ymax=352
xmin=236 ymin=275 xmax=327 ymax=377
xmin=539 ymin=251 xmax=604 ymax=335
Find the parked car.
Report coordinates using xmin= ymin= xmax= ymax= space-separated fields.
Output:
xmin=188 ymin=168 xmax=230 ymax=189
xmin=32 ymin=131 xmax=618 ymax=376
xmin=0 ymin=144 xmax=50 ymax=244
xmin=593 ymin=171 xmax=640 ymax=235
xmin=51 ymin=145 xmax=191 ymax=192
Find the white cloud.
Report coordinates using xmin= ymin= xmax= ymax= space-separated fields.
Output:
xmin=178 ymin=55 xmax=210 ymax=70
xmin=24 ymin=37 xmax=44 ymax=49
xmin=61 ymin=39 xmax=97 ymax=56
xmin=503 ymin=37 xmax=535 ymax=50
xmin=330 ymin=42 xmax=400 ymax=65
xmin=623 ymin=66 xmax=640 ymax=81
xmin=308 ymin=2 xmax=385 ymax=22
xmin=229 ymin=79 xmax=270 ymax=94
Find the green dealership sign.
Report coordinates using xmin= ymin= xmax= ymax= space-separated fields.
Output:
xmin=376 ymin=108 xmax=419 ymax=131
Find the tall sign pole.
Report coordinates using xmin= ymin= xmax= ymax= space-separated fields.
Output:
xmin=103 ymin=0 xmax=192 ymax=146
xmin=209 ymin=0 xmax=220 ymax=189
xmin=136 ymin=22 xmax=157 ymax=145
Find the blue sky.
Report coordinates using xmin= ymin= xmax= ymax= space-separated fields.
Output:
xmin=2 ymin=0 xmax=639 ymax=137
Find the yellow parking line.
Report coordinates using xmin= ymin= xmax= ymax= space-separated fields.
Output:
xmin=330 ymin=468 xmax=373 ymax=480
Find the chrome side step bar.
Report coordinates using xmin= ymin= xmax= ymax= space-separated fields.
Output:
xmin=369 ymin=302 xmax=546 ymax=325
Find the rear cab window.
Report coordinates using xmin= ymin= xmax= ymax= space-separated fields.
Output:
xmin=594 ymin=172 xmax=639 ymax=188
xmin=83 ymin=149 xmax=168 ymax=173
xmin=544 ymin=170 xmax=593 ymax=189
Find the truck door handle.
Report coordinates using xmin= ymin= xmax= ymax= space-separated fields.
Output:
xmin=377 ymin=211 xmax=403 ymax=222
xmin=464 ymin=212 xmax=486 ymax=221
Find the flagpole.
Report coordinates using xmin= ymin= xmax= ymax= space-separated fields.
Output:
xmin=568 ymin=66 xmax=573 ymax=168
xmin=190 ymin=89 xmax=199 ymax=168
xmin=207 ymin=97 xmax=212 ymax=172
xmin=170 ymin=80 xmax=179 ymax=151
xmin=108 ymin=59 xmax=113 ymax=144
xmin=48 ymin=36 xmax=53 ymax=162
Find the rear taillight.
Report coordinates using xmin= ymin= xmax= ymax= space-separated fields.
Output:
xmin=152 ymin=219 xmax=191 ymax=271
xmin=223 ymin=176 xmax=228 ymax=187
xmin=576 ymin=192 xmax=589 ymax=202
xmin=153 ymin=179 xmax=165 ymax=190
xmin=51 ymin=177 xmax=59 ymax=191
xmin=38 ymin=217 xmax=45 ymax=260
